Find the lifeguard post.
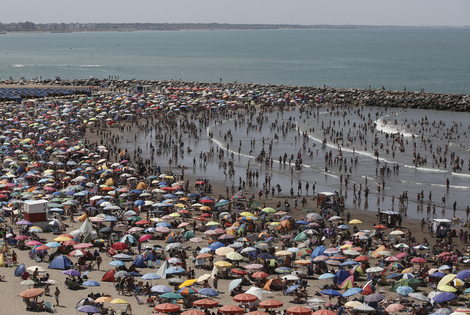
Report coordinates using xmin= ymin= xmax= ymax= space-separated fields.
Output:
xmin=23 ymin=200 xmax=49 ymax=229
xmin=135 ymin=84 xmax=153 ymax=94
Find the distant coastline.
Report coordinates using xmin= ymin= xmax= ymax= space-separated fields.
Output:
xmin=1 ymin=22 xmax=469 ymax=34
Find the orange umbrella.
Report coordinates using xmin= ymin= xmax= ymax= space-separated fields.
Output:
xmin=19 ymin=288 xmax=44 ymax=299
xmin=312 ymin=310 xmax=337 ymax=315
xmin=219 ymin=305 xmax=244 ymax=314
xmin=59 ymin=234 xmax=74 ymax=239
xmin=193 ymin=298 xmax=218 ymax=308
xmin=233 ymin=293 xmax=258 ymax=303
xmin=181 ymin=310 xmax=205 ymax=315
xmin=259 ymin=299 xmax=283 ymax=309
xmin=246 ymin=312 xmax=270 ymax=315
xmin=251 ymin=271 xmax=269 ymax=278
xmin=154 ymin=303 xmax=180 ymax=312
xmin=287 ymin=306 xmax=314 ymax=315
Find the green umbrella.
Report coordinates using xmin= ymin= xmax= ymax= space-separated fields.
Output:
xmin=262 ymin=207 xmax=277 ymax=213
xmin=160 ymin=292 xmax=183 ymax=299
xmin=127 ymin=216 xmax=142 ymax=222
xmin=294 ymin=232 xmax=307 ymax=242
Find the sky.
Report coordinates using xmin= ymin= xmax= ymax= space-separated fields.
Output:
xmin=1 ymin=0 xmax=469 ymax=27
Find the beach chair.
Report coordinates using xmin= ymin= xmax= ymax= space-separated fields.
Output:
xmin=134 ymin=294 xmax=144 ymax=305
xmin=45 ymin=301 xmax=55 ymax=313
xmin=155 ymin=259 xmax=161 ymax=267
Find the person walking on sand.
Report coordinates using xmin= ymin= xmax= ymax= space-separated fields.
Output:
xmin=54 ymin=287 xmax=60 ymax=306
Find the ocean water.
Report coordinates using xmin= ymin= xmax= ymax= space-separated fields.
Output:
xmin=0 ymin=28 xmax=469 ymax=94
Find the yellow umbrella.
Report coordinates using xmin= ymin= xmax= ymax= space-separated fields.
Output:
xmin=349 ymin=219 xmax=362 ymax=224
xmin=275 ymin=251 xmax=292 ymax=257
xmin=214 ymin=261 xmax=232 ymax=268
xmin=169 ymin=213 xmax=181 ymax=217
xmin=54 ymin=236 xmax=71 ymax=242
xmin=401 ymin=267 xmax=414 ymax=274
xmin=240 ymin=212 xmax=254 ymax=217
xmin=179 ymin=279 xmax=198 ymax=288
xmin=206 ymin=222 xmax=220 ymax=226
xmin=215 ymin=247 xmax=234 ymax=256
xmin=110 ymin=298 xmax=129 ymax=304
xmin=438 ymin=274 xmax=457 ymax=289
xmin=438 ymin=285 xmax=457 ymax=293
xmin=174 ymin=203 xmax=186 ymax=208
xmin=150 ymin=218 xmax=163 ymax=222
xmin=339 ymin=244 xmax=353 ymax=250
xmin=95 ymin=296 xmax=113 ymax=303
xmin=270 ymin=222 xmax=281 ymax=226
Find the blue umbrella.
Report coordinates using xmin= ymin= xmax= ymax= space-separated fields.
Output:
xmin=386 ymin=273 xmax=403 ymax=279
xmin=165 ymin=266 xmax=185 ymax=274
xmin=257 ymin=253 xmax=276 ymax=260
xmin=208 ymin=242 xmax=225 ymax=251
xmin=229 ymin=279 xmax=242 ymax=292
xmin=275 ymin=267 xmax=292 ymax=274
xmin=396 ymin=286 xmax=414 ymax=296
xmin=456 ymin=270 xmax=470 ymax=280
xmin=151 ymin=285 xmax=172 ymax=293
xmin=285 ymin=285 xmax=301 ymax=294
xmin=46 ymin=242 xmax=61 ymax=248
xmin=318 ymin=273 xmax=335 ymax=280
xmin=198 ymin=288 xmax=219 ymax=296
xmin=321 ymin=289 xmax=342 ymax=296
xmin=134 ymin=200 xmax=145 ymax=206
xmin=438 ymin=265 xmax=452 ymax=271
xmin=340 ymin=260 xmax=359 ymax=267
xmin=109 ymin=260 xmax=126 ymax=266
xmin=430 ymin=272 xmax=446 ymax=278
xmin=343 ymin=287 xmax=363 ymax=297
xmin=295 ymin=220 xmax=309 ymax=225
xmin=337 ymin=225 xmax=350 ymax=229
xmin=142 ymin=273 xmax=161 ymax=280
xmin=433 ymin=292 xmax=456 ymax=303
xmin=156 ymin=222 xmax=171 ymax=227
xmin=82 ymin=280 xmax=100 ymax=287
xmin=77 ymin=305 xmax=101 ymax=313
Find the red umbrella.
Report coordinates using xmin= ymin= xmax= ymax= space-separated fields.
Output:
xmin=154 ymin=303 xmax=180 ymax=312
xmin=200 ymin=213 xmax=211 ymax=218
xmin=385 ymin=304 xmax=405 ymax=312
xmin=438 ymin=252 xmax=452 ymax=258
xmin=35 ymin=245 xmax=50 ymax=251
xmin=374 ymin=225 xmax=387 ymax=229
xmin=231 ymin=268 xmax=247 ymax=276
xmin=194 ymin=217 xmax=207 ymax=221
xmin=354 ymin=255 xmax=369 ymax=262
xmin=112 ymin=242 xmax=128 ymax=250
xmin=411 ymin=257 xmax=427 ymax=264
xmin=396 ymin=252 xmax=408 ymax=259
xmin=312 ymin=310 xmax=338 ymax=315
xmin=74 ymin=243 xmax=93 ymax=249
xmin=251 ymin=271 xmax=269 ymax=278
xmin=135 ymin=220 xmax=151 ymax=225
xmin=19 ymin=288 xmax=44 ymax=299
xmin=193 ymin=298 xmax=218 ymax=308
xmin=200 ymin=199 xmax=214 ymax=204
xmin=259 ymin=299 xmax=283 ymax=309
xmin=219 ymin=305 xmax=244 ymax=314
xmin=181 ymin=310 xmax=205 ymax=315
xmin=139 ymin=234 xmax=152 ymax=242
xmin=287 ymin=306 xmax=313 ymax=315
xmin=246 ymin=312 xmax=270 ymax=315
xmin=233 ymin=293 xmax=258 ymax=303
xmin=68 ymin=249 xmax=85 ymax=257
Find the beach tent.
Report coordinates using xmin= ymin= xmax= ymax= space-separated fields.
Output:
xmin=102 ymin=269 xmax=116 ymax=282
xmin=351 ymin=264 xmax=365 ymax=277
xmin=164 ymin=234 xmax=176 ymax=244
xmin=311 ymin=245 xmax=326 ymax=258
xmin=263 ymin=278 xmax=282 ymax=291
xmin=132 ymin=255 xmax=146 ymax=268
xmin=48 ymin=255 xmax=72 ymax=270
xmin=341 ymin=276 xmax=355 ymax=289
xmin=120 ymin=234 xmax=137 ymax=244
xmin=136 ymin=182 xmax=147 ymax=190
xmin=335 ymin=269 xmax=350 ymax=284
xmin=184 ymin=231 xmax=195 ymax=241
xmin=156 ymin=260 xmax=170 ymax=279
xmin=15 ymin=263 xmax=26 ymax=277
xmin=105 ymin=178 xmax=114 ymax=186
xmin=294 ymin=232 xmax=307 ymax=242
xmin=78 ymin=218 xmax=93 ymax=234
xmin=362 ymin=280 xmax=375 ymax=295
xmin=143 ymin=250 xmax=154 ymax=262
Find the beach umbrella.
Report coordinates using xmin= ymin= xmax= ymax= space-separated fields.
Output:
xmin=233 ymin=293 xmax=258 ymax=303
xmin=161 ymin=292 xmax=183 ymax=300
xmin=364 ymin=293 xmax=385 ymax=303
xmin=19 ymin=288 xmax=43 ymax=299
xmin=286 ymin=306 xmax=313 ymax=315
xmin=343 ymin=287 xmax=363 ymax=297
xmin=181 ymin=311 xmax=205 ymax=315
xmin=213 ymin=261 xmax=232 ymax=268
xmin=77 ymin=305 xmax=101 ymax=313
xmin=396 ymin=286 xmax=414 ymax=296
xmin=179 ymin=287 xmax=198 ymax=295
xmin=193 ymin=298 xmax=218 ymax=308
xmin=154 ymin=303 xmax=180 ymax=313
xmin=285 ymin=285 xmax=301 ymax=294
xmin=228 ymin=279 xmax=243 ymax=292
xmin=198 ymin=288 xmax=218 ymax=296
xmin=354 ymin=305 xmax=376 ymax=312
xmin=142 ymin=273 xmax=161 ymax=280
xmin=385 ymin=303 xmax=405 ymax=312
xmin=318 ymin=273 xmax=335 ymax=280
xmin=411 ymin=257 xmax=427 ymax=264
xmin=109 ymin=260 xmax=126 ymax=267
xmin=252 ymin=271 xmax=269 ymax=279
xmin=20 ymin=280 xmax=37 ymax=286
xmin=245 ymin=264 xmax=263 ymax=270
xmin=61 ymin=269 xmax=81 ymax=276
xmin=245 ymin=312 xmax=270 ymax=315
xmin=178 ymin=279 xmax=198 ymax=288
xmin=218 ymin=305 xmax=244 ymax=314
xmin=409 ymin=293 xmax=430 ymax=302
xmin=259 ymin=299 xmax=283 ymax=309
xmin=345 ymin=301 xmax=363 ymax=308
xmin=321 ymin=289 xmax=342 ymax=297
xmin=226 ymin=252 xmax=244 ymax=261
xmin=151 ymin=285 xmax=172 ymax=293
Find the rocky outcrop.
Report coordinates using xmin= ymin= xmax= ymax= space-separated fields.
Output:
xmin=4 ymin=78 xmax=470 ymax=111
